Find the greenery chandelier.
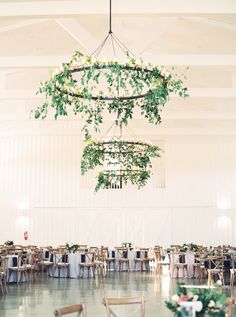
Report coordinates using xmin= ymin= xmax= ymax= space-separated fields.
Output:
xmin=34 ymin=1 xmax=188 ymax=139
xmin=81 ymin=133 xmax=162 ymax=192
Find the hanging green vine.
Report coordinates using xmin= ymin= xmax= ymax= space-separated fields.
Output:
xmin=33 ymin=51 xmax=188 ymax=138
xmin=81 ymin=137 xmax=162 ymax=192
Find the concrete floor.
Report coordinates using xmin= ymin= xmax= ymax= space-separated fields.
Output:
xmin=0 ymin=272 xmax=236 ymax=317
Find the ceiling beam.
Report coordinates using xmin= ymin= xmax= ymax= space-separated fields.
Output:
xmin=1 ymin=55 xmax=236 ymax=68
xmin=185 ymin=17 xmax=236 ymax=32
xmin=136 ymin=17 xmax=178 ymax=55
xmin=142 ymin=54 xmax=236 ymax=66
xmin=0 ymin=0 xmax=235 ymax=17
xmin=55 ymin=19 xmax=99 ymax=53
xmin=0 ymin=19 xmax=48 ymax=33
xmin=0 ymin=88 xmax=236 ymax=100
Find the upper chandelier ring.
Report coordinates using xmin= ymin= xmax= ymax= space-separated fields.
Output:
xmin=60 ymin=64 xmax=166 ymax=102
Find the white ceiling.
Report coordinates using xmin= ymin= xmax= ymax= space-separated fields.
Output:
xmin=0 ymin=0 xmax=236 ymax=137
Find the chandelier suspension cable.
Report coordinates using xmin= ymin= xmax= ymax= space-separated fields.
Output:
xmin=89 ymin=0 xmax=135 ymax=59
xmin=99 ymin=120 xmax=117 ymax=141
xmin=109 ymin=0 xmax=112 ymax=34
xmin=98 ymin=117 xmax=141 ymax=144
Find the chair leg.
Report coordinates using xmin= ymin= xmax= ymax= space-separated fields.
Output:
xmin=8 ymin=271 xmax=12 ymax=283
xmin=230 ymin=271 xmax=234 ymax=288
xmin=17 ymin=271 xmax=20 ymax=284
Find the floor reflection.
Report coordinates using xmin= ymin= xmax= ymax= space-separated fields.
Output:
xmin=0 ymin=272 xmax=235 ymax=317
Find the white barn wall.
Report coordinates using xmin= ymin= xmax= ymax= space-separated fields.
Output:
xmin=0 ymin=134 xmax=235 ymax=247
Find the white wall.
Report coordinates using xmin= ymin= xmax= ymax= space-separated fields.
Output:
xmin=0 ymin=134 xmax=235 ymax=247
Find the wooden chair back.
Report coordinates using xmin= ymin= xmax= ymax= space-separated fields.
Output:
xmin=102 ymin=297 xmax=145 ymax=317
xmin=115 ymin=247 xmax=129 ymax=259
xmin=207 ymin=256 xmax=224 ymax=270
xmin=54 ymin=304 xmax=86 ymax=317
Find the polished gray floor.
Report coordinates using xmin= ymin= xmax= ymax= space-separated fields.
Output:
xmin=0 ymin=272 xmax=236 ymax=317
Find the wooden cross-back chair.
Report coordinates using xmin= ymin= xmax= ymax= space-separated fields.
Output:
xmin=170 ymin=252 xmax=188 ymax=278
xmin=39 ymin=249 xmax=54 ymax=275
xmin=8 ymin=253 xmax=29 ymax=284
xmin=230 ymin=255 xmax=236 ymax=287
xmin=115 ymin=247 xmax=130 ymax=272
xmin=0 ymin=256 xmax=8 ymax=294
xmin=94 ymin=247 xmax=108 ymax=277
xmin=154 ymin=248 xmax=170 ymax=275
xmin=207 ymin=255 xmax=225 ymax=286
xmin=54 ymin=304 xmax=86 ymax=317
xmin=134 ymin=248 xmax=151 ymax=272
xmin=78 ymin=252 xmax=95 ymax=278
xmin=102 ymin=297 xmax=145 ymax=317
xmin=53 ymin=252 xmax=70 ymax=278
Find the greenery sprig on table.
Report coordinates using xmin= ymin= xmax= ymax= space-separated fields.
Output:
xmin=166 ymin=283 xmax=229 ymax=317
xmin=180 ymin=243 xmax=199 ymax=252
xmin=65 ymin=243 xmax=79 ymax=254
xmin=33 ymin=51 xmax=188 ymax=138
xmin=81 ymin=137 xmax=162 ymax=192
xmin=4 ymin=240 xmax=14 ymax=246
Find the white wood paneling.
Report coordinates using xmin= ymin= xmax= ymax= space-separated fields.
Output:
xmin=0 ymin=134 xmax=236 ymax=247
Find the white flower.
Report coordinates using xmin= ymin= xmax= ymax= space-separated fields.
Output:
xmin=216 ymin=279 xmax=222 ymax=286
xmin=171 ymin=294 xmax=179 ymax=302
xmin=193 ymin=295 xmax=199 ymax=301
xmin=194 ymin=301 xmax=203 ymax=312
xmin=164 ymin=71 xmax=170 ymax=78
xmin=187 ymin=291 xmax=194 ymax=299
xmin=208 ymin=300 xmax=215 ymax=308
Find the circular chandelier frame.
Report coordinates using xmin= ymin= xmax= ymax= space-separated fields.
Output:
xmin=81 ymin=136 xmax=162 ymax=192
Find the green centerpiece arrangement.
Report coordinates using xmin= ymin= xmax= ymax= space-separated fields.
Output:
xmin=4 ymin=240 xmax=14 ymax=246
xmin=180 ymin=243 xmax=199 ymax=252
xmin=65 ymin=243 xmax=79 ymax=254
xmin=166 ymin=283 xmax=230 ymax=317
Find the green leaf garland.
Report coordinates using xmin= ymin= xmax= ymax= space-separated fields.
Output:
xmin=33 ymin=51 xmax=188 ymax=138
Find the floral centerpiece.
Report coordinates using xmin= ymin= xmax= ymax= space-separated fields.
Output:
xmin=65 ymin=243 xmax=79 ymax=254
xmin=4 ymin=240 xmax=14 ymax=246
xmin=166 ymin=283 xmax=229 ymax=317
xmin=122 ymin=242 xmax=132 ymax=249
xmin=180 ymin=243 xmax=199 ymax=252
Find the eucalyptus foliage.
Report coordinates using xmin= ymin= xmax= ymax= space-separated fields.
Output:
xmin=65 ymin=243 xmax=79 ymax=254
xmin=4 ymin=240 xmax=14 ymax=246
xmin=81 ymin=137 xmax=162 ymax=192
xmin=34 ymin=51 xmax=188 ymax=138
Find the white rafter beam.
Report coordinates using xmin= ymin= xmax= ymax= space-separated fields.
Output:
xmin=141 ymin=54 xmax=236 ymax=66
xmin=136 ymin=18 xmax=178 ymax=54
xmin=0 ymin=88 xmax=236 ymax=100
xmin=1 ymin=55 xmax=236 ymax=68
xmin=0 ymin=19 xmax=48 ymax=33
xmin=55 ymin=19 xmax=99 ymax=53
xmin=185 ymin=17 xmax=236 ymax=32
xmin=0 ymin=0 xmax=235 ymax=17
xmin=0 ymin=56 xmax=71 ymax=68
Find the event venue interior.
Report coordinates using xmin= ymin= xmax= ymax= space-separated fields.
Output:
xmin=0 ymin=0 xmax=236 ymax=316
